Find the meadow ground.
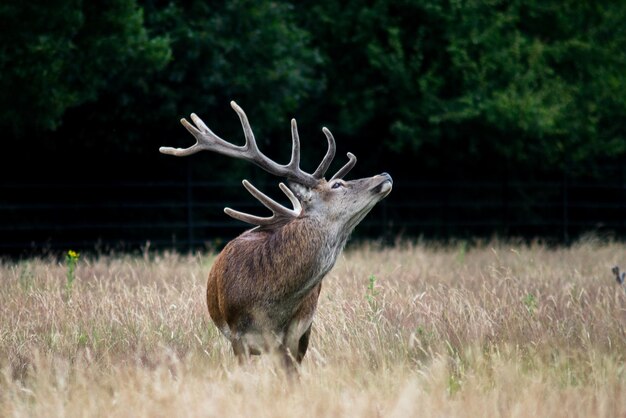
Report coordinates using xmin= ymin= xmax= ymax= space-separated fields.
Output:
xmin=1 ymin=239 xmax=625 ymax=417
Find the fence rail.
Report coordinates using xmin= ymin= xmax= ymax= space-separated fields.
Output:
xmin=1 ymin=176 xmax=625 ymax=253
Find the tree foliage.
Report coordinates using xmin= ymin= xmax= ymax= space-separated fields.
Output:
xmin=0 ymin=0 xmax=170 ymax=134
xmin=1 ymin=0 xmax=625 ymax=177
xmin=135 ymin=1 xmax=324 ymax=150
xmin=299 ymin=0 xmax=626 ymax=170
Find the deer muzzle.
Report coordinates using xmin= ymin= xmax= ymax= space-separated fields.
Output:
xmin=370 ymin=172 xmax=393 ymax=195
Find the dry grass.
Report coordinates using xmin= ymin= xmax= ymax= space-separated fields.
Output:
xmin=1 ymin=239 xmax=625 ymax=417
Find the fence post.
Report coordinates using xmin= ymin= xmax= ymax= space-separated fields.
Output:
xmin=501 ymin=164 xmax=509 ymax=235
xmin=381 ymin=198 xmax=390 ymax=243
xmin=186 ymin=161 xmax=195 ymax=251
xmin=562 ymin=167 xmax=569 ymax=244
xmin=620 ymin=160 xmax=626 ymax=235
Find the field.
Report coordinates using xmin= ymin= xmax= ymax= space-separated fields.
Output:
xmin=1 ymin=240 xmax=625 ymax=417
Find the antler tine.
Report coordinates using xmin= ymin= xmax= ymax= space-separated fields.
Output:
xmin=158 ymin=117 xmax=204 ymax=156
xmin=224 ymin=180 xmax=302 ymax=227
xmin=190 ymin=113 xmax=214 ymax=135
xmin=223 ymin=208 xmax=272 ymax=227
xmin=230 ymin=101 xmax=260 ymax=153
xmin=278 ymin=182 xmax=302 ymax=214
xmin=330 ymin=152 xmax=357 ymax=180
xmin=241 ymin=180 xmax=300 ymax=218
xmin=288 ymin=119 xmax=301 ymax=172
xmin=312 ymin=127 xmax=337 ymax=179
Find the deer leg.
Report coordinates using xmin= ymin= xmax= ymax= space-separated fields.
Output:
xmin=278 ymin=343 xmax=299 ymax=376
xmin=287 ymin=283 xmax=321 ymax=365
xmin=232 ymin=333 xmax=265 ymax=365
xmin=296 ymin=324 xmax=313 ymax=363
xmin=231 ymin=338 xmax=249 ymax=365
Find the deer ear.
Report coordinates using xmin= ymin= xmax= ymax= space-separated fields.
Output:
xmin=288 ymin=182 xmax=313 ymax=203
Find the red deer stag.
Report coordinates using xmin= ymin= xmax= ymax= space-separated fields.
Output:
xmin=160 ymin=102 xmax=392 ymax=367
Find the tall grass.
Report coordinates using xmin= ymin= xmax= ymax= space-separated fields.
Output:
xmin=1 ymin=240 xmax=625 ymax=417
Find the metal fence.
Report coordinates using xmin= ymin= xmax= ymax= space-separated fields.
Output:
xmin=1 ymin=174 xmax=625 ymax=253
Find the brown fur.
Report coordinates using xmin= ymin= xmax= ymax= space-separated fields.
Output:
xmin=207 ymin=216 xmax=327 ymax=364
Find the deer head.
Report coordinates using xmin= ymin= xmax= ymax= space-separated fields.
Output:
xmin=159 ymin=101 xmax=392 ymax=369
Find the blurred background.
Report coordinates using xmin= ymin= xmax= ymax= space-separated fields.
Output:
xmin=1 ymin=0 xmax=625 ymax=254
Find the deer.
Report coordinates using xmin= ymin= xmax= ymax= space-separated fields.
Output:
xmin=159 ymin=101 xmax=392 ymax=368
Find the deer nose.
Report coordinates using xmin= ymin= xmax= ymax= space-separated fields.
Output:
xmin=380 ymin=172 xmax=392 ymax=182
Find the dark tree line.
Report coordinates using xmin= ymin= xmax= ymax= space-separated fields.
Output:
xmin=1 ymin=1 xmax=625 ymax=244
xmin=2 ymin=1 xmax=625 ymax=175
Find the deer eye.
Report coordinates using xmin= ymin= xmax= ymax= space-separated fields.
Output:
xmin=331 ymin=182 xmax=344 ymax=189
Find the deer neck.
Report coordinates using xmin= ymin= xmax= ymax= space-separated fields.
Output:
xmin=274 ymin=215 xmax=349 ymax=297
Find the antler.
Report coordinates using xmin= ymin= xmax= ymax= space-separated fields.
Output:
xmin=159 ymin=101 xmax=355 ymax=185
xmin=224 ymin=181 xmax=301 ymax=228
xmin=330 ymin=152 xmax=357 ymax=181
